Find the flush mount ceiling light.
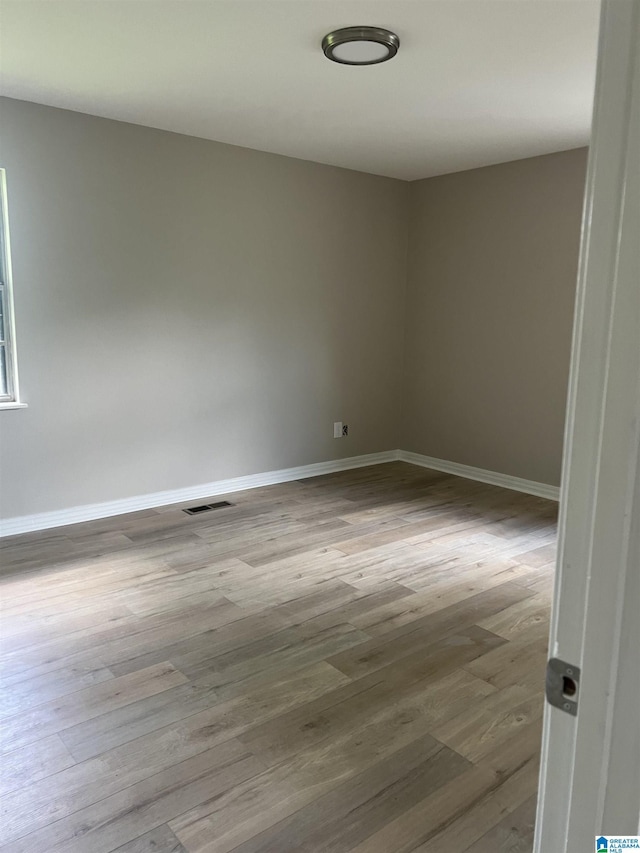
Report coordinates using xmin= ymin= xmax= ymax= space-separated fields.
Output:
xmin=322 ymin=26 xmax=400 ymax=66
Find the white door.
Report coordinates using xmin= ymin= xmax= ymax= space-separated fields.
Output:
xmin=534 ymin=0 xmax=640 ymax=850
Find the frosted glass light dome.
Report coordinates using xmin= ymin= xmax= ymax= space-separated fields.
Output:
xmin=330 ymin=40 xmax=391 ymax=64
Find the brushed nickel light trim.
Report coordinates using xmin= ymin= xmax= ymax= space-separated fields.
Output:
xmin=322 ymin=26 xmax=400 ymax=66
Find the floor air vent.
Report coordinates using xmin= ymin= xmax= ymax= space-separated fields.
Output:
xmin=183 ymin=500 xmax=233 ymax=516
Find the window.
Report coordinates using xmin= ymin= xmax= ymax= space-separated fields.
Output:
xmin=0 ymin=169 xmax=23 ymax=407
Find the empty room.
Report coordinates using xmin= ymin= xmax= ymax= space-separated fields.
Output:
xmin=1 ymin=2 xmax=639 ymax=852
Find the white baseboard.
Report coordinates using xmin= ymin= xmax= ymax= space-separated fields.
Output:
xmin=0 ymin=451 xmax=399 ymax=538
xmin=0 ymin=448 xmax=559 ymax=538
xmin=397 ymin=450 xmax=560 ymax=501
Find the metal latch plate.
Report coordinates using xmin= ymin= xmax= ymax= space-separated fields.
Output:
xmin=546 ymin=658 xmax=580 ymax=716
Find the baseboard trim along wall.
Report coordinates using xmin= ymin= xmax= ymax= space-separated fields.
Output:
xmin=0 ymin=451 xmax=397 ymax=538
xmin=0 ymin=449 xmax=559 ymax=537
xmin=397 ymin=450 xmax=561 ymax=502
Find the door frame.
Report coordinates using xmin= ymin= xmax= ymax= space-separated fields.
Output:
xmin=534 ymin=0 xmax=640 ymax=849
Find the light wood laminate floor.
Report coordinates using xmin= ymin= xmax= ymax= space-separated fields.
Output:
xmin=0 ymin=462 xmax=556 ymax=853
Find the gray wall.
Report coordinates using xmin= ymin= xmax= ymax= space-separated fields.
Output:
xmin=403 ymin=149 xmax=588 ymax=486
xmin=0 ymin=98 xmax=408 ymax=518
xmin=0 ymin=97 xmax=587 ymax=521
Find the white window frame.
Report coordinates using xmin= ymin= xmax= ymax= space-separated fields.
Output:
xmin=0 ymin=168 xmax=25 ymax=409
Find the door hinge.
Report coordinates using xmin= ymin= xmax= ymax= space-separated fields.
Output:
xmin=546 ymin=658 xmax=580 ymax=716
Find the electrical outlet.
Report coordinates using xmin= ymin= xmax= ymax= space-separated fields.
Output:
xmin=342 ymin=424 xmax=349 ymax=436
xmin=333 ymin=421 xmax=342 ymax=439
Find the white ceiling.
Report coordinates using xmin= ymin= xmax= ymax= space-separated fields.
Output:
xmin=0 ymin=0 xmax=600 ymax=180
